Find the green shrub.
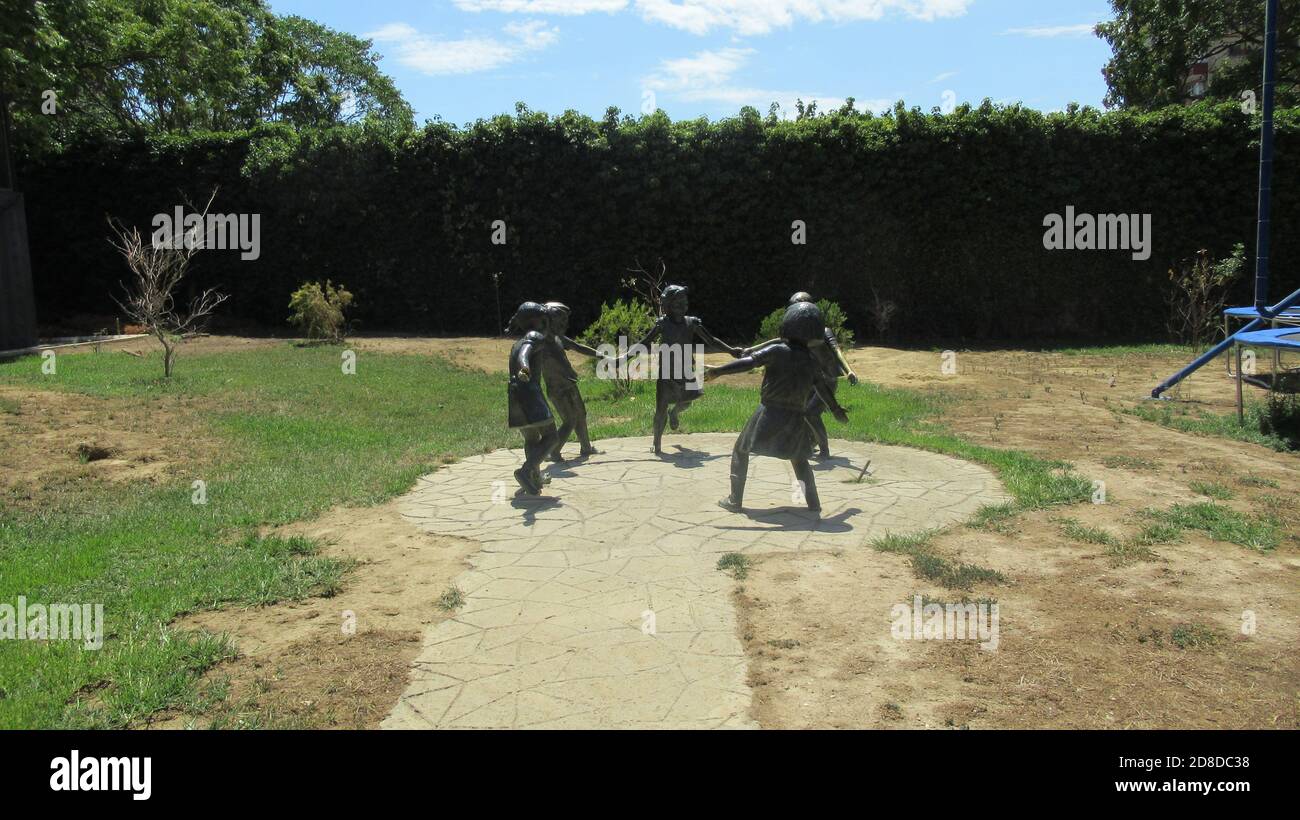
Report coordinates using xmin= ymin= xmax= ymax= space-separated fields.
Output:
xmin=576 ymin=299 xmax=655 ymax=398
xmin=1166 ymin=244 xmax=1245 ymax=351
xmin=1259 ymin=391 xmax=1300 ymax=450
xmin=576 ymin=298 xmax=655 ymax=351
xmin=288 ymin=280 xmax=354 ymax=342
xmin=754 ymin=299 xmax=854 ymax=347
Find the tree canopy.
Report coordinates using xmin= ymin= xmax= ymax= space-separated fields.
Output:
xmin=1 ymin=0 xmax=413 ymax=155
xmin=1098 ymin=0 xmax=1300 ymax=108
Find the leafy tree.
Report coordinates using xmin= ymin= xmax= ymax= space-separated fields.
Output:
xmin=2 ymin=0 xmax=412 ymax=157
xmin=1098 ymin=0 xmax=1300 ymax=109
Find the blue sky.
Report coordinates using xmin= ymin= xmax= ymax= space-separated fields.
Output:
xmin=267 ymin=0 xmax=1117 ymax=125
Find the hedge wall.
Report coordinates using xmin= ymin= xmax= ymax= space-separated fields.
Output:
xmin=15 ymin=102 xmax=1300 ymax=343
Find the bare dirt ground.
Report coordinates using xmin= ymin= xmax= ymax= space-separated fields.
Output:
xmin=737 ymin=346 xmax=1299 ymax=728
xmin=156 ymin=503 xmax=476 ymax=729
xmin=7 ymin=335 xmax=1298 ymax=728
xmin=0 ymin=385 xmax=215 ymax=503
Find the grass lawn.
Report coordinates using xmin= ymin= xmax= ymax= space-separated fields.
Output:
xmin=1123 ymin=397 xmax=1297 ymax=451
xmin=0 ymin=343 xmax=1091 ymax=728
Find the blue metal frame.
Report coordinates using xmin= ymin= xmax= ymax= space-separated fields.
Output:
xmin=1151 ymin=0 xmax=1283 ymax=399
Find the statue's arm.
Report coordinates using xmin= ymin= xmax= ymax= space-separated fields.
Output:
xmin=693 ymin=321 xmax=743 ymax=358
xmin=562 ymin=335 xmax=604 ymax=359
xmin=825 ymin=331 xmax=857 ymax=382
xmin=745 ymin=338 xmax=781 ymax=357
xmin=813 ymin=373 xmax=849 ymax=422
xmin=704 ymin=356 xmax=758 ymax=380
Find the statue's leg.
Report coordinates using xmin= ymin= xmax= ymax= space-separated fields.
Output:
xmin=515 ymin=427 xmax=543 ymax=493
xmin=807 ymin=411 xmax=830 ymax=458
xmin=670 ymin=399 xmax=693 ymax=430
xmin=548 ymin=394 xmax=576 ymax=461
xmin=535 ymin=424 xmax=558 ymax=485
xmin=791 ymin=456 xmax=821 ymax=512
xmin=575 ymin=409 xmax=596 ymax=454
xmin=653 ymin=383 xmax=670 ymax=453
xmin=726 ymin=435 xmax=750 ymax=508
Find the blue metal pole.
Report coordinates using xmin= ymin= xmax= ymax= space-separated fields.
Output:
xmin=1254 ymin=0 xmax=1280 ymax=312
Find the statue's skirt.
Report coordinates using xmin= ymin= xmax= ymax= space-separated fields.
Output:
xmin=734 ymin=402 xmax=813 ymax=461
xmin=508 ymin=379 xmax=554 ymax=429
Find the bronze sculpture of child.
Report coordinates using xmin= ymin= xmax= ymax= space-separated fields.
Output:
xmin=706 ymin=301 xmax=849 ymax=513
xmin=540 ymin=301 xmax=605 ymax=462
xmin=507 ymin=301 xmax=559 ymax=495
xmin=625 ymin=284 xmax=742 ymax=454
xmin=747 ymin=292 xmax=858 ymax=459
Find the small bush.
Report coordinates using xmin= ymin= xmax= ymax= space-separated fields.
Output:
xmin=576 ymin=298 xmax=655 ymax=350
xmin=577 ymin=298 xmax=655 ymax=398
xmin=754 ymin=299 xmax=854 ymax=347
xmin=1258 ymin=392 xmax=1300 ymax=450
xmin=1165 ymin=244 xmax=1244 ymax=351
xmin=288 ymin=280 xmax=354 ymax=343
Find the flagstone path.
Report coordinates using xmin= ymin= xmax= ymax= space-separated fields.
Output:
xmin=382 ymin=434 xmax=1007 ymax=729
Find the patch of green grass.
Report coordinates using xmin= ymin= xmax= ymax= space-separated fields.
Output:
xmin=1049 ymin=343 xmax=1185 ymax=358
xmin=1238 ymin=474 xmax=1281 ymax=489
xmin=1189 ymin=480 xmax=1236 ymax=501
xmin=0 ymin=396 xmax=20 ymax=414
xmin=1131 ymin=521 xmax=1185 ymax=547
xmin=435 ymin=585 xmax=465 ymax=611
xmin=1103 ymin=516 xmax=1183 ymax=567
xmin=871 ymin=530 xmax=1004 ymax=591
xmin=1055 ymin=517 xmax=1120 ymax=546
xmin=1124 ymin=400 xmax=1295 ymax=452
xmin=1170 ymin=623 xmax=1222 ymax=650
xmin=1147 ymin=502 xmax=1281 ymax=551
xmin=911 ymin=556 xmax=1006 ymax=590
xmin=1102 ymin=454 xmax=1157 ymax=471
xmin=716 ymin=552 xmax=752 ymax=580
xmin=1257 ymin=493 xmax=1290 ymax=515
xmin=967 ymin=502 xmax=1018 ymax=534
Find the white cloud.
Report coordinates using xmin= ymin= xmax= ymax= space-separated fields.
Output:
xmin=635 ymin=0 xmax=970 ymax=35
xmin=454 ymin=0 xmax=627 ymax=13
xmin=367 ymin=19 xmax=560 ymax=75
xmin=504 ymin=19 xmax=561 ymax=48
xmin=1001 ymin=23 xmax=1096 ymax=38
xmin=929 ymin=70 xmax=958 ymax=84
xmin=455 ymin=0 xmax=970 ymax=36
xmin=643 ymin=47 xmax=892 ymax=118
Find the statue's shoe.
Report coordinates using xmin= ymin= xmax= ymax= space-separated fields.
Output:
xmin=717 ymin=497 xmax=743 ymax=513
xmin=514 ymin=467 xmax=540 ymax=495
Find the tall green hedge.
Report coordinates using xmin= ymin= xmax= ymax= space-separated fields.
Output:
xmin=17 ymin=102 xmax=1299 ymax=343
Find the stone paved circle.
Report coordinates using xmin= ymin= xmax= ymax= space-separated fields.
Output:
xmin=382 ymin=433 xmax=1008 ymax=729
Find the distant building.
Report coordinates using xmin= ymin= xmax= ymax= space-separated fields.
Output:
xmin=1185 ymin=36 xmax=1254 ymax=100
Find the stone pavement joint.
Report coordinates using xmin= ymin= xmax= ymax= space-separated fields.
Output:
xmin=382 ymin=434 xmax=1008 ymax=729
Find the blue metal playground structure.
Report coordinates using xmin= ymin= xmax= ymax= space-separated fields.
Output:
xmin=1152 ymin=0 xmax=1300 ymax=414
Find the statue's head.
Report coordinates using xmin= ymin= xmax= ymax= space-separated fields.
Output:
xmin=509 ymin=301 xmax=549 ymax=333
xmin=780 ymin=301 xmax=824 ymax=344
xmin=789 ymin=291 xmax=813 ymax=305
xmin=544 ymin=302 xmax=571 ymax=335
xmin=661 ymin=285 xmax=689 ymax=317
